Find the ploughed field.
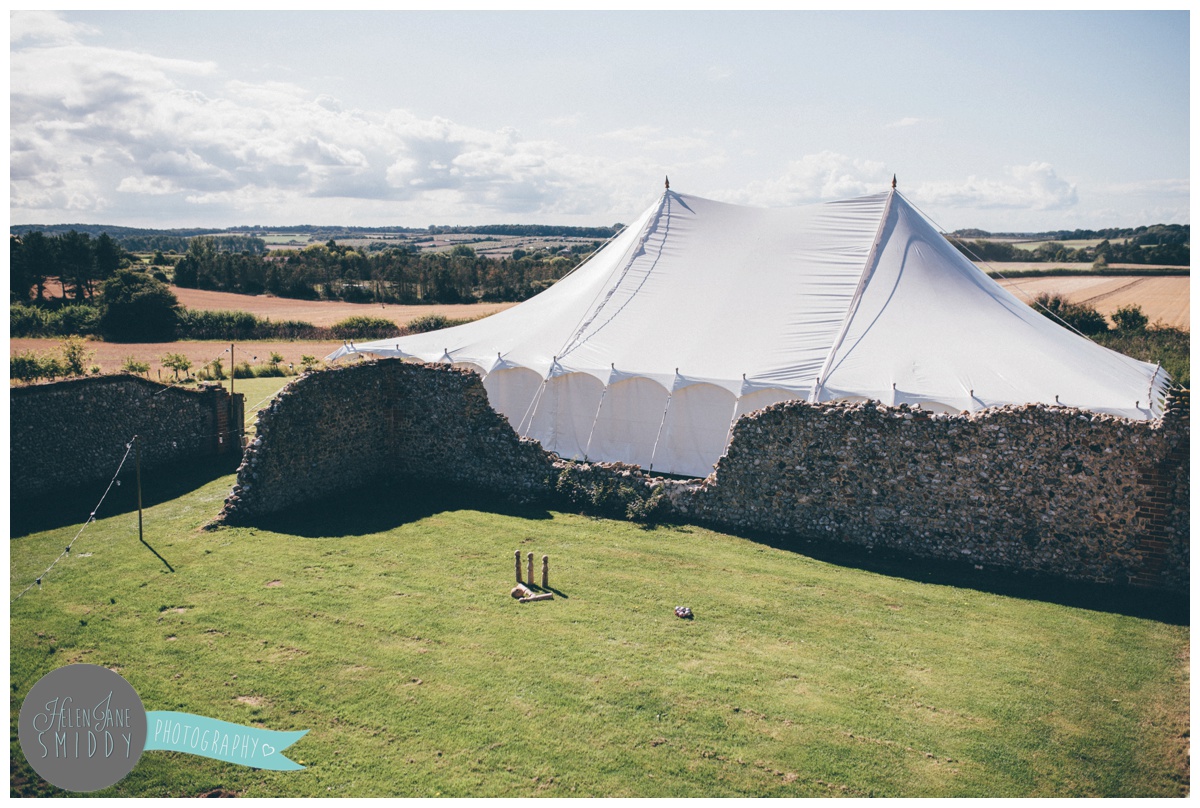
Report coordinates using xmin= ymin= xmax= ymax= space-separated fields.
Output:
xmin=9 ymin=473 xmax=1189 ymax=797
xmin=11 ymin=338 xmax=342 ymax=376
xmin=170 ymin=288 xmax=516 ymax=328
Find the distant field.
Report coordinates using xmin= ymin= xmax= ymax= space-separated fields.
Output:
xmin=252 ymin=232 xmax=601 ymax=258
xmin=975 ymin=262 xmax=1184 ymax=273
xmin=997 ymin=276 xmax=1189 ymax=330
xmin=170 ymin=287 xmax=516 ymax=328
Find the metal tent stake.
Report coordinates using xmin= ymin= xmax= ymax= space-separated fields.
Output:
xmin=135 ymin=435 xmax=175 ymax=573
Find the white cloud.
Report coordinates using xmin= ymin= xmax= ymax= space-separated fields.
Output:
xmin=721 ymin=151 xmax=890 ymax=205
xmin=884 ymin=116 xmax=922 ymax=129
xmin=916 ymin=162 xmax=1078 ymax=211
xmin=10 ymin=28 xmax=640 ymax=225
xmin=10 ymin=10 xmax=96 ymax=46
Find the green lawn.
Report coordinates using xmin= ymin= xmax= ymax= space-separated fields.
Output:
xmin=10 ymin=475 xmax=1189 ymax=797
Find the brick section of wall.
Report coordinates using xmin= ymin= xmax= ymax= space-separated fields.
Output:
xmin=217 ymin=360 xmax=1188 ymax=593
xmin=11 ymin=375 xmax=243 ymax=499
xmin=1129 ymin=389 xmax=1190 ymax=590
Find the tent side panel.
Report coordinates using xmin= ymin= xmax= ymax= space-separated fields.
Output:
xmin=654 ymin=383 xmax=738 ymax=478
xmin=584 ymin=377 xmax=671 ymax=470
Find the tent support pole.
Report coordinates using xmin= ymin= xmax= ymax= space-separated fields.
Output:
xmin=517 ymin=377 xmax=550 ymax=439
xmin=722 ymin=395 xmax=743 ymax=458
xmin=647 ymin=392 xmax=674 ymax=473
xmin=582 ymin=385 xmax=609 ymax=461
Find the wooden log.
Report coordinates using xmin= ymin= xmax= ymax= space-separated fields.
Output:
xmin=527 ymin=552 xmax=534 ymax=585
xmin=541 ymin=555 xmax=549 ymax=589
xmin=518 ymin=593 xmax=554 ymax=603
xmin=511 ymin=583 xmax=534 ymax=599
xmin=515 ymin=550 xmax=523 ymax=583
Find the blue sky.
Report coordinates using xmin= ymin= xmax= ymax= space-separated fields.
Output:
xmin=9 ymin=10 xmax=1190 ymax=231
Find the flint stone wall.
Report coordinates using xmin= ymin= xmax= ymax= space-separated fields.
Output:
xmin=218 ymin=360 xmax=1188 ymax=592
xmin=11 ymin=375 xmax=243 ymax=499
xmin=675 ymin=391 xmax=1189 ymax=592
xmin=220 ymin=361 xmax=555 ymax=520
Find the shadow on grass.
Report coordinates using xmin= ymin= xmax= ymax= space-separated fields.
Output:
xmin=10 ymin=454 xmax=241 ymax=539
xmin=250 ymin=480 xmax=553 ymax=539
xmin=733 ymin=526 xmax=1190 ymax=627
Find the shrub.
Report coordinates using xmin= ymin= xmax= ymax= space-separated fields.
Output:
xmin=555 ymin=463 xmax=666 ymax=524
xmin=11 ymin=352 xmax=45 ymax=382
xmin=330 ymin=316 xmax=400 ymax=341
xmin=1094 ymin=324 xmax=1190 ymax=389
xmin=1033 ymin=293 xmax=1110 ymax=336
xmin=404 ymin=314 xmax=451 ymax=334
xmin=176 ymin=309 xmax=261 ymax=340
xmin=232 ymin=361 xmax=255 ymax=379
xmin=121 ymin=357 xmax=150 ymax=376
xmin=175 ymin=309 xmax=323 ymax=340
xmin=300 ymin=355 xmax=319 ymax=372
xmin=11 ymin=304 xmax=51 ymax=337
xmin=51 ymin=305 xmax=100 ymax=337
xmin=98 ymin=270 xmax=180 ymax=342
xmin=252 ymin=363 xmax=288 ymax=378
xmin=1111 ymin=305 xmax=1149 ymax=333
xmin=60 ymin=336 xmax=94 ymax=377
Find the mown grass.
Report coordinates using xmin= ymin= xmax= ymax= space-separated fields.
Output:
xmin=10 ymin=478 xmax=1189 ymax=798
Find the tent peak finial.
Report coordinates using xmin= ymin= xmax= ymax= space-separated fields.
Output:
xmin=665 ymin=175 xmax=670 ymax=190
xmin=891 ymin=174 xmax=897 ymax=190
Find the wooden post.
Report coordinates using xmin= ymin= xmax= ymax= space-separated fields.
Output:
xmin=135 ymin=435 xmax=174 ymax=573
xmin=526 ymin=552 xmax=534 ymax=586
xmin=541 ymin=555 xmax=549 ymax=590
xmin=135 ymin=435 xmax=143 ymax=545
xmin=515 ymin=550 xmax=523 ymax=583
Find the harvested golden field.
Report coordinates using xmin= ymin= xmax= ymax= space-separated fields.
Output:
xmin=997 ymin=276 xmax=1189 ymax=329
xmin=170 ymin=287 xmax=516 ymax=328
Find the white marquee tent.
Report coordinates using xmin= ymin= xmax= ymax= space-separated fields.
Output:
xmin=329 ymin=185 xmax=1169 ymax=478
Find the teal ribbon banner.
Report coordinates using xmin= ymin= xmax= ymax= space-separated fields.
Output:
xmin=144 ymin=711 xmax=307 ymax=771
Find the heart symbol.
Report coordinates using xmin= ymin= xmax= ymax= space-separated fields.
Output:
xmin=261 ymin=743 xmax=275 ymax=757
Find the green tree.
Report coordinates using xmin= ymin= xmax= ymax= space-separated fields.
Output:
xmin=97 ymin=270 xmax=180 ymax=342
xmin=93 ymin=233 xmax=124 ymax=282
xmin=57 ymin=230 xmax=96 ymax=300
xmin=19 ymin=231 xmax=57 ymax=301
xmin=161 ymin=352 xmax=194 ymax=379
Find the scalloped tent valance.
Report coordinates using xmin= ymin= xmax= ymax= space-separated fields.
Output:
xmin=330 ymin=187 xmax=1168 ymax=478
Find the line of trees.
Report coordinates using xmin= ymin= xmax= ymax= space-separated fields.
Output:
xmin=949 ymin=223 xmax=1189 ymax=265
xmin=952 ymin=236 xmax=1188 ymax=266
xmin=10 ymin=231 xmax=127 ymax=303
xmin=172 ymin=237 xmax=588 ymax=303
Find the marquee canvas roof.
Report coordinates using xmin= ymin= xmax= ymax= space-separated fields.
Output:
xmin=330 ymin=187 xmax=1169 ymax=477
